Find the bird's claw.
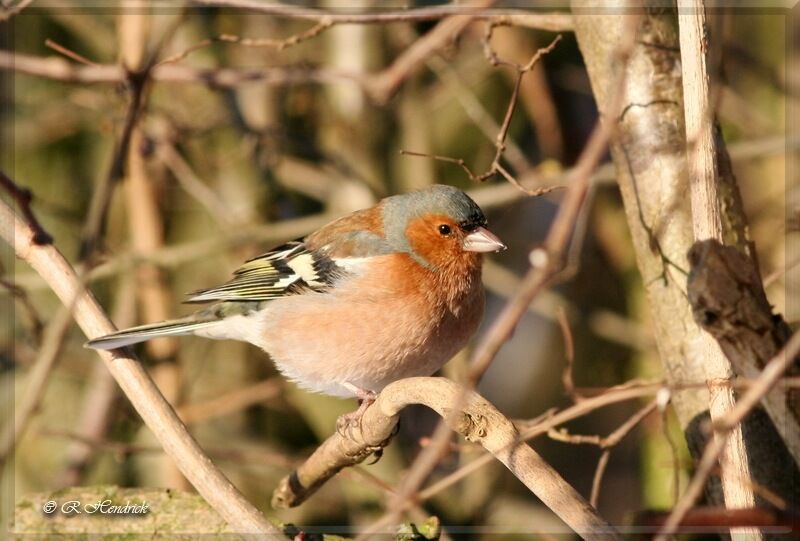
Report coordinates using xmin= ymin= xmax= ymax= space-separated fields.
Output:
xmin=335 ymin=411 xmax=361 ymax=439
xmin=366 ymin=447 xmax=383 ymax=465
xmin=336 ymin=386 xmax=377 ymax=440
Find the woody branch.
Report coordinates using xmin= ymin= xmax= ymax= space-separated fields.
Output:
xmin=272 ymin=377 xmax=620 ymax=540
xmin=0 ymin=182 xmax=280 ymax=538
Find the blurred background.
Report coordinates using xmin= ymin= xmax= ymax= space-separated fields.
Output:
xmin=0 ymin=2 xmax=793 ymax=538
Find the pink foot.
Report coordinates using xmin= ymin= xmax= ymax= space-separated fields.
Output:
xmin=337 ymin=384 xmax=377 ymax=439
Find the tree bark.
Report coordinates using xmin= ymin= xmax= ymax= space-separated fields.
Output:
xmin=571 ymin=0 xmax=799 ymax=516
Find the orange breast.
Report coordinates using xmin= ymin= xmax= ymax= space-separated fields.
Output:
xmin=255 ymin=253 xmax=484 ymax=397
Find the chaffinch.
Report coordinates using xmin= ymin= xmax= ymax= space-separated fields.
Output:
xmin=87 ymin=184 xmax=505 ymax=402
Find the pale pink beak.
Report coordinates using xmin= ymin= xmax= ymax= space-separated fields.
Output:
xmin=463 ymin=226 xmax=506 ymax=253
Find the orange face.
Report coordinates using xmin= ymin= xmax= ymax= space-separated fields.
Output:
xmin=404 ymin=213 xmax=479 ymax=269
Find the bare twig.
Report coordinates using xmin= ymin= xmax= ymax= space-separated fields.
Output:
xmin=426 ymin=54 xmax=531 ymax=173
xmin=0 ymin=182 xmax=279 ymax=537
xmin=158 ymin=20 xmax=334 ymax=66
xmin=356 ymin=15 xmax=638 ymax=536
xmin=46 ymin=429 xmax=297 ymax=470
xmin=418 ymin=375 xmax=800 ymax=505
xmin=364 ymin=0 xmax=497 ymax=104
xmin=589 ymin=400 xmax=658 ymax=507
xmin=556 ymin=306 xmax=582 ymax=403
xmin=656 ymin=330 xmax=800 ymax=539
xmin=78 ymin=60 xmax=152 ymax=259
xmin=401 ymin=33 xmax=562 ymax=195
xmin=0 ymin=50 xmax=363 ymax=86
xmin=44 ymin=39 xmax=101 ymax=67
xmin=177 ymin=378 xmax=283 ymax=425
xmin=0 ymin=171 xmax=52 ymax=245
xmin=0 ymin=276 xmax=44 ymax=343
xmin=476 ymin=23 xmax=564 ymax=160
xmin=272 ymin=377 xmax=619 ymax=540
xmin=465 ymin=11 xmax=635 ymax=385
xmin=191 ymin=0 xmax=574 ymax=31
xmin=763 ymin=254 xmax=800 ymax=288
xmin=678 ymin=0 xmax=758 ymax=524
xmin=0 ymin=0 xmax=33 ymax=22
xmin=420 ymin=383 xmax=662 ymax=502
xmin=0 ymin=305 xmax=73 ymax=471
xmin=660 ymin=401 xmax=682 ymax=506
xmin=59 ymin=277 xmax=133 ymax=488
xmin=156 ymin=139 xmax=238 ymax=228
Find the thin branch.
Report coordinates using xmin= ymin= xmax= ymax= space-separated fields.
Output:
xmin=0 ymin=0 xmax=33 ymax=22
xmin=401 ymin=33 xmax=562 ymax=195
xmin=271 ymin=377 xmax=619 ymax=540
xmin=426 ymin=54 xmax=531 ymax=173
xmin=358 ymin=16 xmax=638 ymax=535
xmin=556 ymin=306 xmax=582 ymax=403
xmin=0 ymin=305 xmax=73 ymax=471
xmin=419 ymin=383 xmax=661 ymax=503
xmin=660 ymin=403 xmax=682 ymax=506
xmin=0 ymin=276 xmax=44 ymax=343
xmin=0 ymin=50 xmax=363 ymax=87
xmin=656 ymin=330 xmax=800 ymax=539
xmin=679 ymin=0 xmax=758 ymax=523
xmin=44 ymin=38 xmax=101 ymax=67
xmin=590 ymin=451 xmax=611 ymax=509
xmin=156 ymin=139 xmax=238 ymax=228
xmin=46 ymin=429 xmax=297 ymax=470
xmin=466 ymin=11 xmax=637 ymax=385
xmin=78 ymin=59 xmax=152 ymax=259
xmin=0 ymin=178 xmax=279 ymax=537
xmin=481 ymin=27 xmax=563 ymax=187
xmin=59 ymin=277 xmax=134 ymax=488
xmin=0 ymin=171 xmax=52 ymax=244
xmin=589 ymin=400 xmax=658 ymax=507
xmin=177 ymin=378 xmax=283 ymax=425
xmin=417 ymin=375 xmax=800 ymax=505
xmin=191 ymin=0 xmax=574 ymax=32
xmin=157 ymin=20 xmax=334 ymax=66
xmin=364 ymin=0 xmax=497 ymax=104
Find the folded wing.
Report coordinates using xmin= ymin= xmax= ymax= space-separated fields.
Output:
xmin=185 ymin=241 xmax=347 ymax=303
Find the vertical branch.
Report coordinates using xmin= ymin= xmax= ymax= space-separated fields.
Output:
xmin=680 ymin=4 xmax=723 ymax=241
xmin=118 ymin=3 xmax=186 ymax=490
xmin=678 ymin=0 xmax=757 ymax=528
xmin=573 ymin=1 xmax=797 ymax=521
xmin=656 ymin=331 xmax=800 ymax=539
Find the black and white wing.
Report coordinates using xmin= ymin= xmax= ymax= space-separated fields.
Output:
xmin=185 ymin=241 xmax=345 ymax=303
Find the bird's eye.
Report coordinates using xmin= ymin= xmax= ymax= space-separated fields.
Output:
xmin=437 ymin=224 xmax=452 ymax=236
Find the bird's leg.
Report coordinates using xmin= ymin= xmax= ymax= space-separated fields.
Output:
xmin=336 ymin=383 xmax=378 ymax=440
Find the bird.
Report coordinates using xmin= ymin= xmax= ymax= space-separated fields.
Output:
xmin=87 ymin=184 xmax=505 ymax=409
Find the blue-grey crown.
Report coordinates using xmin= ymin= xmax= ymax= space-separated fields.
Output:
xmin=381 ymin=185 xmax=487 ymax=259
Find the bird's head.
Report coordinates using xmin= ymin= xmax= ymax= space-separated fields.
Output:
xmin=382 ymin=184 xmax=506 ymax=270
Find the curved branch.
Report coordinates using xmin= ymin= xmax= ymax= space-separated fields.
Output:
xmin=0 ymin=195 xmax=279 ymax=537
xmin=272 ymin=377 xmax=620 ymax=540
